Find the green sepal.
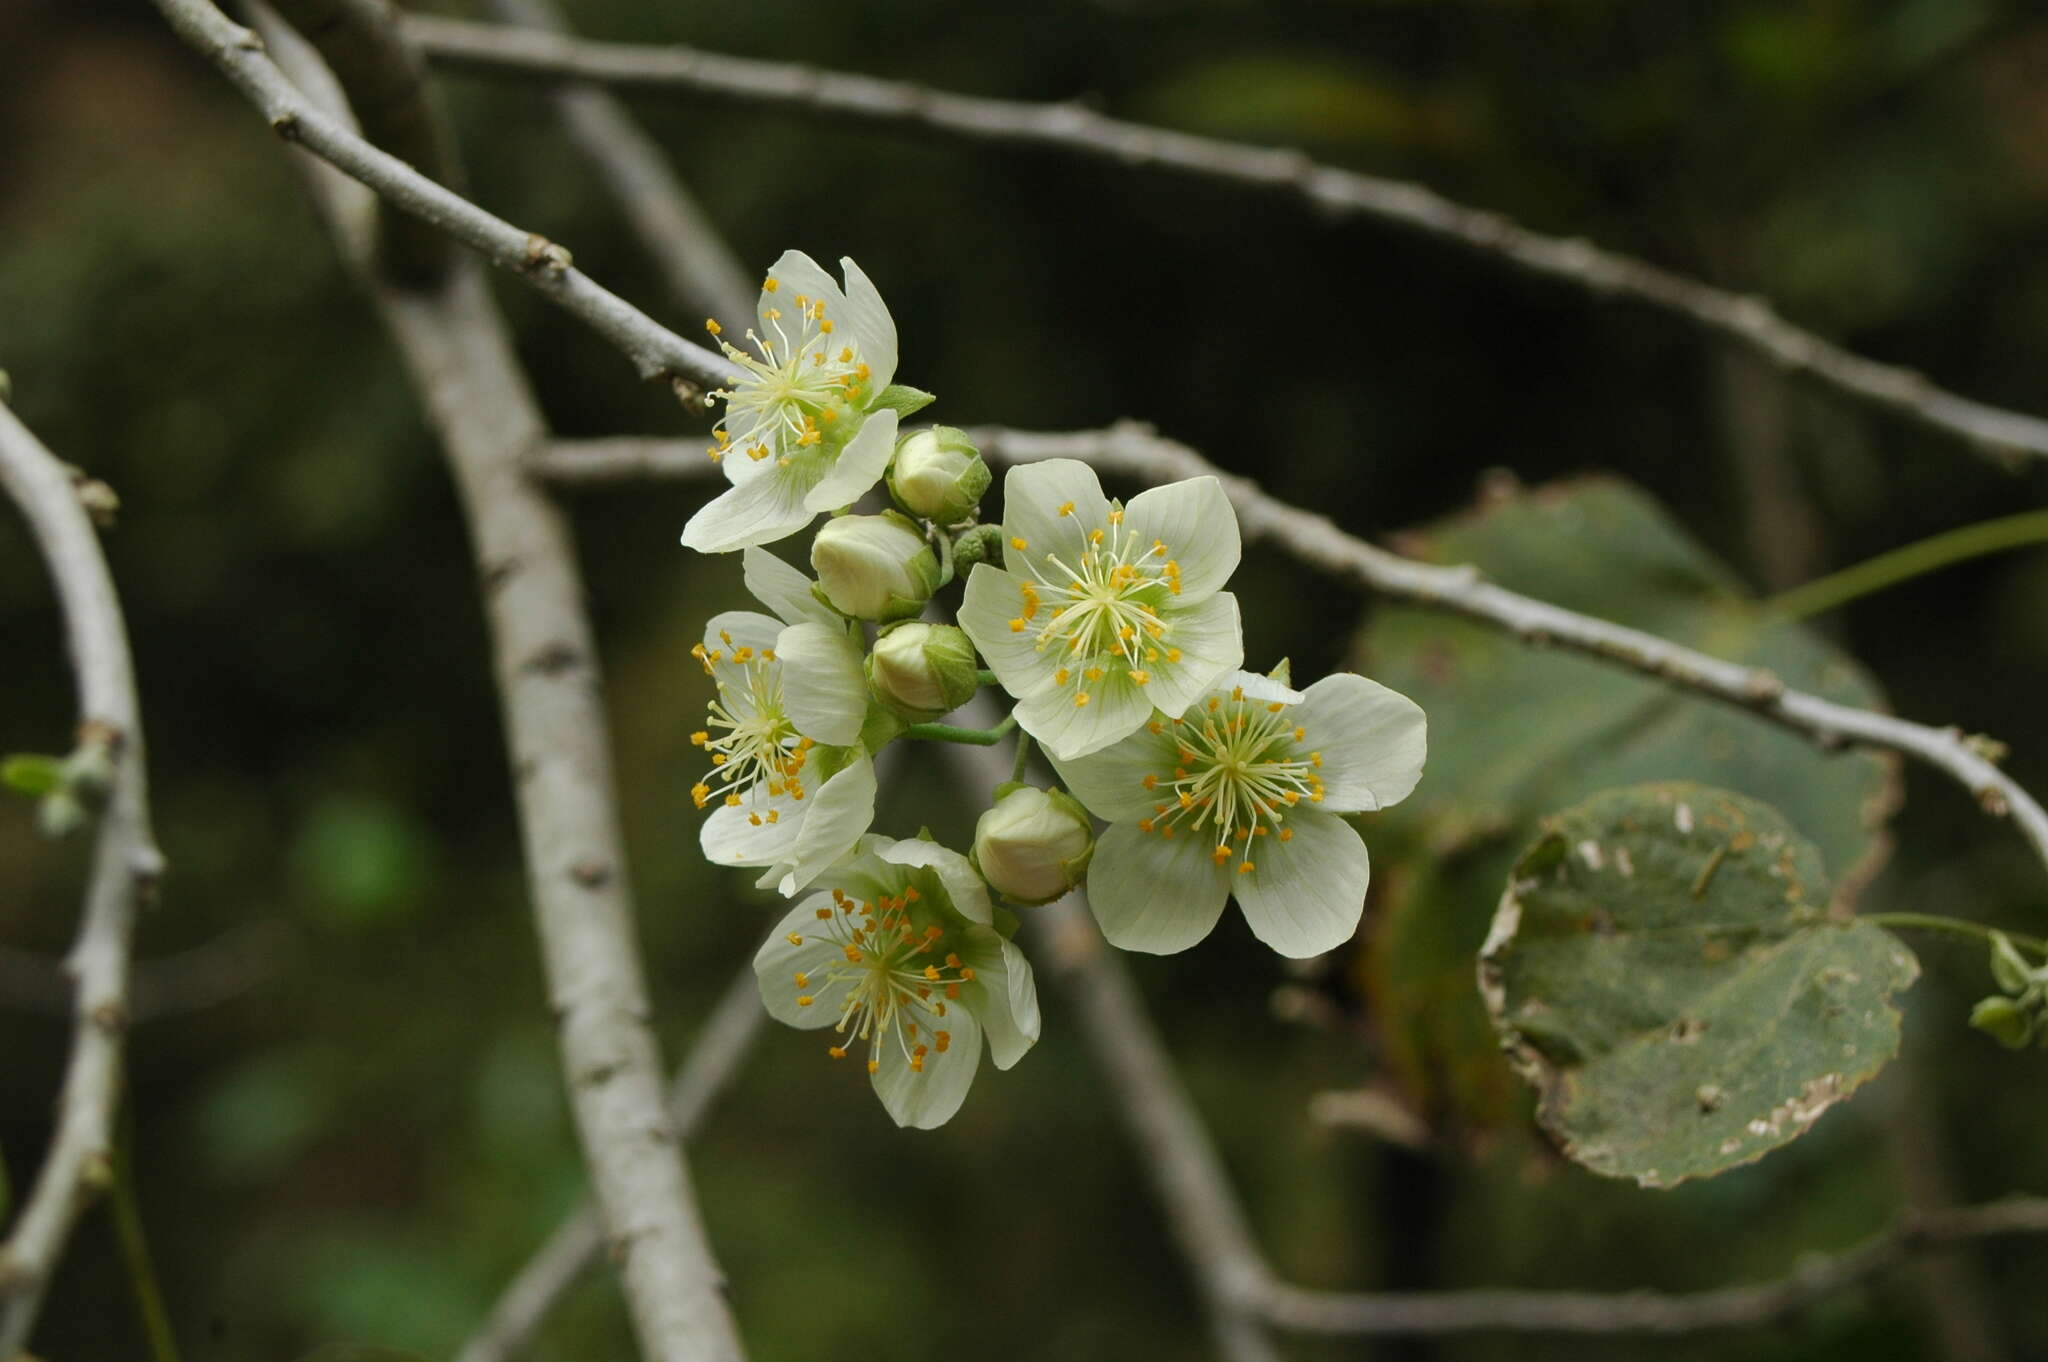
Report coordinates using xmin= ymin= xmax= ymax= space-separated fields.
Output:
xmin=950 ymin=524 xmax=1006 ymax=575
xmin=871 ymin=384 xmax=936 ymax=419
xmin=3 ymin=754 xmax=65 ymax=798
xmin=1266 ymin=658 xmax=1293 ymax=687
xmin=992 ymin=905 xmax=1023 ymax=939
xmin=859 ymin=703 xmax=908 ymax=755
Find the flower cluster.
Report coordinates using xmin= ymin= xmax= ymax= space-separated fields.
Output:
xmin=678 ymin=252 xmax=1427 ymax=1127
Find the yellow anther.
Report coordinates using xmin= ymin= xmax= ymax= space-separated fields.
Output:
xmin=820 ymin=318 xmax=835 ymax=334
xmin=828 ymin=1046 xmax=847 ymax=1059
xmin=1011 ymin=536 xmax=1028 ymax=550
xmin=705 ymin=318 xmax=723 ymax=335
xmin=794 ymin=972 xmax=810 ymax=988
xmin=710 ymin=753 xmax=729 ymax=766
xmin=935 ymin=1030 xmax=952 ymax=1052
xmin=1142 ymin=773 xmax=1159 ymax=789
xmin=1148 ymin=721 xmax=1165 ymax=735
xmin=723 ymin=793 xmax=741 ymax=807
xmin=843 ymin=945 xmax=862 ymax=963
xmin=1231 ymin=686 xmax=1245 ymax=702
xmin=765 ymin=307 xmax=782 ymax=321
xmin=747 ymin=812 xmax=761 ymax=826
xmin=1212 ymin=844 xmax=1231 ymax=864
xmin=797 ymin=995 xmax=815 ymax=1007
xmin=1268 ymin=702 xmax=1285 ymax=713
xmin=1054 ymin=668 xmax=1070 ymax=685
xmin=960 ymin=967 xmax=976 ymax=981
xmin=1238 ymin=861 xmax=1254 ymax=875
xmin=763 ymin=276 xmax=779 ymax=292
xmin=1109 ymin=508 xmax=1124 ymax=524
xmin=1279 ymin=828 xmax=1295 ymax=842
xmin=1138 ymin=818 xmax=1155 ymax=833
xmin=1085 ymin=667 xmax=1104 ymax=682
xmin=816 ymin=907 xmax=833 ymax=920
xmin=1089 ymin=528 xmax=1105 ymax=544
xmin=1167 ymin=648 xmax=1182 ymax=662
xmin=786 ymin=932 xmax=804 ymax=946
xmin=868 ymin=1059 xmax=880 ymax=1075
xmin=1293 ymin=725 xmax=1306 ymax=740
xmin=923 ymin=964 xmax=941 ymax=981
xmin=1074 ymin=692 xmax=1091 ymax=707
xmin=1130 ymin=670 xmax=1150 ymax=685
xmin=1057 ymin=501 xmax=1075 ymax=516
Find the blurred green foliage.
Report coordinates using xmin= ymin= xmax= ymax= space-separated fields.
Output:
xmin=5 ymin=0 xmax=2048 ymax=1359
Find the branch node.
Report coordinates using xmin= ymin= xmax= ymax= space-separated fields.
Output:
xmin=521 ymin=231 xmax=573 ymax=274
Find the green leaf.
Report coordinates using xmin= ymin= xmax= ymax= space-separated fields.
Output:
xmin=2 ymin=754 xmax=65 ymax=798
xmin=1989 ymin=930 xmax=2033 ymax=995
xmin=1480 ymin=783 xmax=1918 ymax=1187
xmin=1969 ymin=995 xmax=2034 ymax=1049
xmin=1353 ymin=477 xmax=1898 ymax=1138
xmin=870 ymin=384 xmax=935 ymax=419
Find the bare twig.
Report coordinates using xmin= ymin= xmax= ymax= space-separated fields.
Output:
xmin=404 ymin=14 xmax=2048 ymax=471
xmin=149 ymin=0 xmax=740 ymax=393
xmin=1262 ymin=1198 xmax=2048 ymax=1336
xmin=0 ymin=405 xmax=166 ymax=1354
xmin=536 ymin=421 xmax=2048 ymax=891
xmin=0 ymin=921 xmax=294 ymax=1021
xmin=229 ymin=6 xmax=746 ymax=1358
xmin=483 ymin=0 xmax=754 ymax=330
xmin=970 ymin=423 xmax=2048 ymax=880
xmin=457 ymin=964 xmax=766 ymax=1362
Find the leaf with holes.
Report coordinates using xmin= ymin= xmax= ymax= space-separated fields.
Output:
xmin=1479 ymin=782 xmax=1917 ymax=1187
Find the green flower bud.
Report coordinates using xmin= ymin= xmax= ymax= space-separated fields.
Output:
xmin=950 ymin=524 xmax=1006 ymax=575
xmin=867 ymin=622 xmax=982 ymax=721
xmin=1989 ymin=930 xmax=2034 ymax=995
xmin=887 ymin=426 xmax=990 ymax=524
xmin=1969 ymin=995 xmax=2035 ymax=1049
xmin=972 ymin=783 xmax=1095 ymax=906
xmin=810 ymin=511 xmax=940 ymax=622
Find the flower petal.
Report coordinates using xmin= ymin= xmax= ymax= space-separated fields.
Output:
xmin=959 ymin=563 xmax=1057 ymax=699
xmin=999 ymin=459 xmax=1112 ymax=577
xmin=1124 ymin=476 xmax=1240 ymax=601
xmin=763 ymin=752 xmax=877 ymax=897
xmin=682 ymin=465 xmax=815 ymax=553
xmin=871 ymin=1001 xmax=981 ymax=1129
xmin=753 ymin=897 xmax=859 ymax=1029
xmin=700 ymin=786 xmax=801 ymax=867
xmin=759 ymin=249 xmax=842 ymax=327
xmin=804 ymin=408 xmax=898 ymax=513
xmin=1295 ymin=674 xmax=1428 ymax=813
xmin=875 ymin=837 xmax=995 ymax=926
xmin=1223 ymin=667 xmax=1305 ymax=706
xmin=1086 ymin=821 xmax=1230 ymax=954
xmin=774 ymin=622 xmax=866 ymax=747
xmin=742 ymin=547 xmax=839 ymax=628
xmin=1014 ymin=662 xmax=1153 ymax=760
xmin=954 ymin=927 xmax=1041 ymax=1070
xmin=1047 ymin=726 xmax=1174 ymax=823
xmin=700 ymin=610 xmax=785 ymax=699
xmin=1140 ymin=593 xmax=1245 ymax=720
xmin=1235 ymin=808 xmax=1369 ymax=958
xmin=836 ymin=256 xmax=899 ymax=396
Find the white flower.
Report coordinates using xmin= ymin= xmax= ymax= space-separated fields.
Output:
xmin=1048 ymin=669 xmax=1426 ymax=958
xmin=753 ymin=835 xmax=1041 ymax=1128
xmin=691 ymin=548 xmax=878 ymax=896
xmin=960 ymin=460 xmax=1244 ymax=761
xmin=971 ymin=784 xmax=1094 ymax=906
xmin=681 ymin=251 xmax=900 ymax=554
xmin=810 ymin=512 xmax=939 ymax=622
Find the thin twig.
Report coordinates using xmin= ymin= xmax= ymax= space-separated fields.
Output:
xmin=148 ymin=0 xmax=740 ymax=393
xmin=483 ymin=0 xmax=755 ymax=330
xmin=232 ymin=6 xmax=746 ymax=1358
xmin=0 ymin=404 xmax=165 ymax=1355
xmin=404 ymin=13 xmax=2048 ymax=471
xmin=456 ymin=965 xmax=767 ymax=1362
xmin=536 ymin=421 xmax=2048 ymax=893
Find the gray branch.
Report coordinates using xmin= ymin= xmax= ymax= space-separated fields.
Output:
xmin=149 ymin=0 xmax=740 ymax=393
xmin=483 ymin=0 xmax=755 ymax=330
xmin=0 ymin=405 xmax=166 ymax=1354
xmin=404 ymin=13 xmax=2048 ymax=471
xmin=226 ymin=5 xmax=746 ymax=1358
xmin=537 ymin=422 xmax=2048 ymax=893
xmin=457 ymin=965 xmax=766 ymax=1362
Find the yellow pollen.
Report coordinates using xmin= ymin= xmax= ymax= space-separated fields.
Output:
xmin=1057 ymin=501 xmax=1075 ymax=516
xmin=1293 ymin=726 xmax=1306 ymax=740
xmin=1238 ymin=861 xmax=1254 ymax=875
xmin=763 ymin=276 xmax=779 ymax=292
xmin=794 ymin=972 xmax=810 ymax=987
xmin=1085 ymin=667 xmax=1104 ymax=682
xmin=868 ymin=1059 xmax=880 ymax=1075
xmin=1011 ymin=536 xmax=1028 ymax=550
xmin=786 ymin=932 xmax=804 ymax=946
xmin=705 ymin=318 xmax=722 ymax=334
xmin=1279 ymin=828 xmax=1295 ymax=842
xmin=1074 ymin=692 xmax=1090 ymax=707
xmin=935 ymin=1030 xmax=952 ymax=1052
xmin=1130 ymin=670 xmax=1150 ymax=685
xmin=723 ymin=793 xmax=741 ymax=807
xmin=1010 ymin=618 xmax=1026 ymax=633
xmin=816 ymin=907 xmax=833 ymax=920
xmin=797 ymin=995 xmax=814 ymax=1007
xmin=1142 ymin=773 xmax=1159 ymax=789
xmin=828 ymin=1046 xmax=847 ymax=1059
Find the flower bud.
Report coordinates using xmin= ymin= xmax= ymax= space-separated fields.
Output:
xmin=867 ymin=622 xmax=981 ymax=721
xmin=810 ymin=511 xmax=940 ymax=622
xmin=950 ymin=524 xmax=1006 ymax=574
xmin=887 ymin=426 xmax=990 ymax=524
xmin=972 ymin=783 xmax=1095 ymax=906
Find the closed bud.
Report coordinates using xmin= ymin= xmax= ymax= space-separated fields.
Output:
xmin=1970 ymin=995 xmax=2035 ymax=1049
xmin=950 ymin=524 xmax=1006 ymax=574
xmin=810 ymin=511 xmax=940 ymax=622
xmin=1989 ymin=930 xmax=2034 ymax=995
xmin=867 ymin=622 xmax=981 ymax=721
xmin=972 ymin=783 xmax=1095 ymax=906
xmin=887 ymin=426 xmax=989 ymax=524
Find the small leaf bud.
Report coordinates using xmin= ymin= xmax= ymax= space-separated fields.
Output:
xmin=949 ymin=524 xmax=1007 ymax=575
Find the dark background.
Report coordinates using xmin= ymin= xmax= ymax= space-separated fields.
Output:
xmin=4 ymin=0 xmax=2048 ymax=1358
